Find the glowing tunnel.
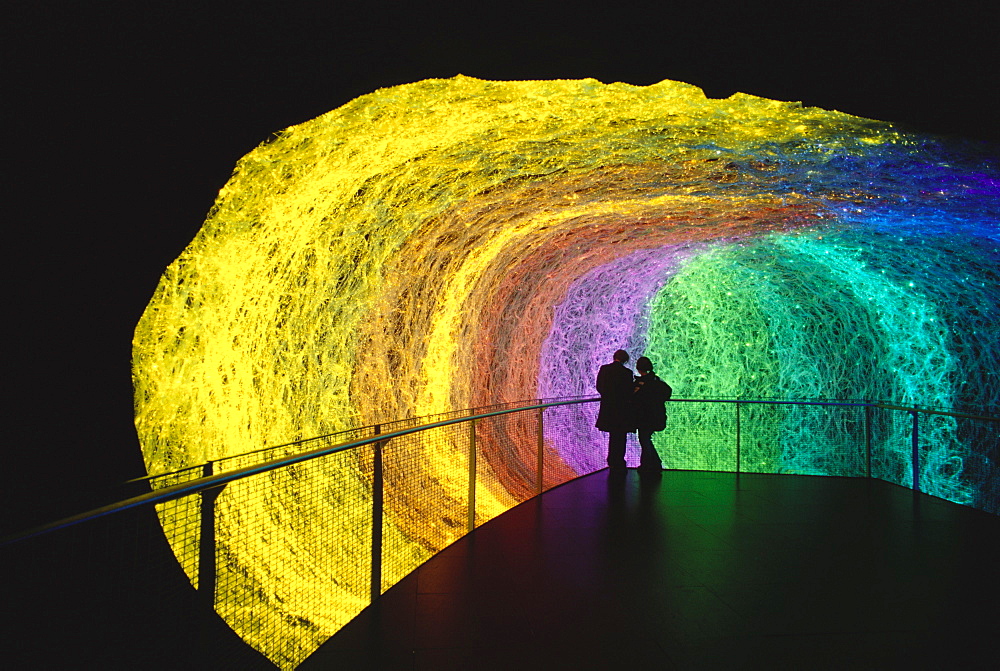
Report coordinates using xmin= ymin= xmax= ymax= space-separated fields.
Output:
xmin=133 ymin=76 xmax=1000 ymax=666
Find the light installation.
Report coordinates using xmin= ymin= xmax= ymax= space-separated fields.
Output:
xmin=133 ymin=76 xmax=1000 ymax=666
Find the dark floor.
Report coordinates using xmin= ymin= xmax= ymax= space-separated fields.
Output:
xmin=301 ymin=469 xmax=1000 ymax=671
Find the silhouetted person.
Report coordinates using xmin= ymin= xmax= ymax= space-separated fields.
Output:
xmin=596 ymin=349 xmax=634 ymax=471
xmin=632 ymin=356 xmax=672 ymax=472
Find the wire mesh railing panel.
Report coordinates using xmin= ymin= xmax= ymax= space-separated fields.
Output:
xmin=910 ymin=411 xmax=998 ymax=513
xmin=658 ymin=401 xmax=739 ymax=471
xmin=915 ymin=410 xmax=971 ymax=506
xmin=773 ymin=403 xmax=868 ymax=477
xmin=213 ymin=447 xmax=372 ymax=670
xmin=474 ymin=411 xmax=536 ymax=518
xmin=543 ymin=400 xmax=607 ymax=474
xmin=865 ymin=406 xmax=999 ymax=513
xmin=958 ymin=416 xmax=1000 ymax=515
xmin=868 ymin=405 xmax=912 ymax=488
xmin=150 ymin=467 xmax=205 ymax=589
xmin=731 ymin=402 xmax=783 ymax=474
xmin=379 ymin=422 xmax=469 ymax=593
xmin=481 ymin=409 xmax=540 ymax=501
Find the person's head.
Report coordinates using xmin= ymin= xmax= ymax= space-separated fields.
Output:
xmin=613 ymin=349 xmax=629 ymax=363
xmin=636 ymin=356 xmax=654 ymax=374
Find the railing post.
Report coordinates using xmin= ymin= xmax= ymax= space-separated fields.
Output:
xmin=467 ymin=418 xmax=477 ymax=533
xmin=910 ymin=411 xmax=920 ymax=493
xmin=371 ymin=425 xmax=383 ymax=602
xmin=735 ymin=401 xmax=741 ymax=474
xmin=864 ymin=404 xmax=872 ymax=479
xmin=536 ymin=406 xmax=545 ymax=495
xmin=198 ymin=461 xmax=220 ymax=610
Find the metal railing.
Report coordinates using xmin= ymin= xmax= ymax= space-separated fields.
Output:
xmin=2 ymin=397 xmax=997 ymax=669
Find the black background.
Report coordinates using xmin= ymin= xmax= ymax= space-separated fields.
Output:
xmin=5 ymin=1 xmax=999 ymax=531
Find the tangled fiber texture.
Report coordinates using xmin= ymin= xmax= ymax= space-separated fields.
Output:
xmin=133 ymin=77 xmax=1000 ymax=666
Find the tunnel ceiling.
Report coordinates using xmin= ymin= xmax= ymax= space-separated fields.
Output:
xmin=132 ymin=76 xmax=1000 ymax=666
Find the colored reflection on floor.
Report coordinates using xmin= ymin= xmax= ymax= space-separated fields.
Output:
xmin=302 ymin=469 xmax=1000 ymax=669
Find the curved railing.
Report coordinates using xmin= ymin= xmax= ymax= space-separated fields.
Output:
xmin=3 ymin=397 xmax=998 ymax=669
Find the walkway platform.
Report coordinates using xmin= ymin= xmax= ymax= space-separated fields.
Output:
xmin=302 ymin=469 xmax=1000 ymax=670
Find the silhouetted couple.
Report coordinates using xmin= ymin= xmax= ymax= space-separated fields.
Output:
xmin=595 ymin=349 xmax=673 ymax=472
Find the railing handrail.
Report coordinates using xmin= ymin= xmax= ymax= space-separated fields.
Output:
xmin=669 ymin=398 xmax=999 ymax=423
xmin=4 ymin=396 xmax=996 ymax=547
xmin=120 ymin=396 xmax=601 ymax=486
xmin=869 ymin=401 xmax=998 ymax=422
xmin=125 ymin=396 xmax=998 ymax=486
xmin=122 ymin=397 xmax=1000 ymax=486
xmin=0 ymin=397 xmax=596 ymax=546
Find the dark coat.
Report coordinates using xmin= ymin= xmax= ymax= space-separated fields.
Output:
xmin=595 ymin=361 xmax=635 ymax=432
xmin=632 ymin=373 xmax=673 ymax=432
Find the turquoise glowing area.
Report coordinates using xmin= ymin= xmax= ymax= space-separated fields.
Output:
xmin=539 ymin=215 xmax=998 ymax=507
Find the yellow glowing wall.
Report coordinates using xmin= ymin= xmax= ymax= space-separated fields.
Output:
xmin=133 ymin=76 xmax=999 ymax=667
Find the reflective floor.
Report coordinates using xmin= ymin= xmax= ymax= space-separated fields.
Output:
xmin=302 ymin=470 xmax=1000 ymax=670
